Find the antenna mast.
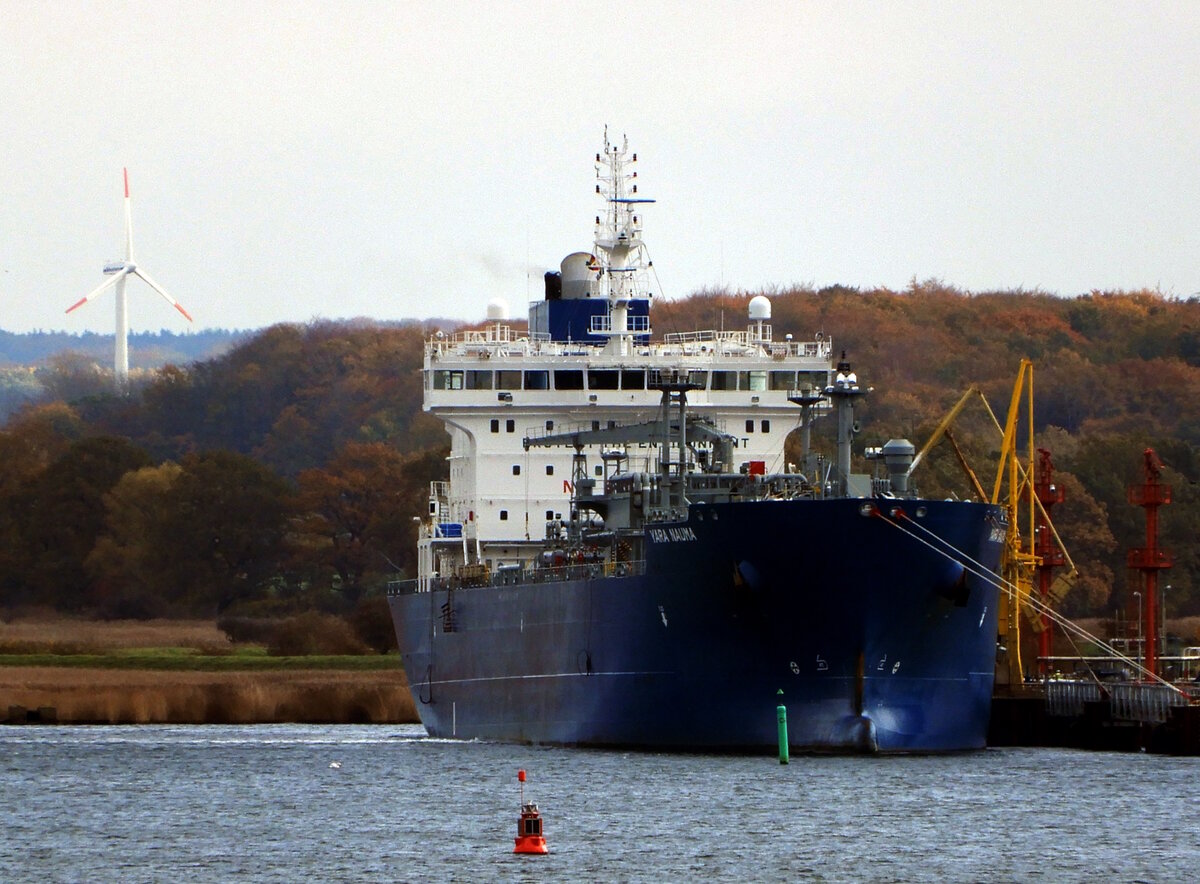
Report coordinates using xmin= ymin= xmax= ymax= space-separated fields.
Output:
xmin=592 ymin=129 xmax=655 ymax=355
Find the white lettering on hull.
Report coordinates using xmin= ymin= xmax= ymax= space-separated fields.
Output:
xmin=647 ymin=526 xmax=698 ymax=543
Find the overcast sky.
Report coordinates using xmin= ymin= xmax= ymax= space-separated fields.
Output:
xmin=2 ymin=1 xmax=1199 ymax=336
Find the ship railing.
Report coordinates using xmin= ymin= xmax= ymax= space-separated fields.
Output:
xmin=426 ymin=328 xmax=552 ymax=357
xmin=435 ymin=325 xmax=526 ymax=345
xmin=664 ymin=329 xmax=748 ymax=344
xmin=388 ymin=560 xmax=647 ymax=595
xmin=387 ymin=578 xmax=420 ymax=596
xmin=660 ymin=331 xmax=832 ymax=359
xmin=526 ymin=559 xmax=645 ymax=583
xmin=388 ymin=575 xmax=461 ymax=595
xmin=589 ymin=314 xmax=651 ymax=335
xmin=428 ymin=332 xmax=834 ymax=363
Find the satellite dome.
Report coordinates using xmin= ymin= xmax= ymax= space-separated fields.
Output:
xmin=560 ymin=253 xmax=597 ymax=300
xmin=486 ymin=299 xmax=509 ymax=321
xmin=748 ymin=295 xmax=772 ymax=320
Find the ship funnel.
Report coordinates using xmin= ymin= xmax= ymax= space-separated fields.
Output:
xmin=881 ymin=439 xmax=916 ymax=494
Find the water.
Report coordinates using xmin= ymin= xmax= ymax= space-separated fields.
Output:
xmin=2 ymin=724 xmax=1195 ymax=883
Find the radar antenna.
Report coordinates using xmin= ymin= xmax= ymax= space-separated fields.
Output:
xmin=592 ymin=130 xmax=655 ymax=355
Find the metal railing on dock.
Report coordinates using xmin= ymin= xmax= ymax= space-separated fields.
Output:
xmin=1045 ymin=679 xmax=1189 ymax=724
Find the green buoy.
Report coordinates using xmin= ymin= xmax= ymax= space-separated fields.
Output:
xmin=776 ymin=689 xmax=789 ymax=764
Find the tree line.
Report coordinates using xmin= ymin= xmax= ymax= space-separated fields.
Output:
xmin=662 ymin=281 xmax=1200 ymax=618
xmin=0 ymin=320 xmax=446 ymax=620
xmin=0 ymin=286 xmax=1196 ymax=621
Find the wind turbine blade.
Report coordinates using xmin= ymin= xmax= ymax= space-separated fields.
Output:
xmin=66 ymin=267 xmax=130 ymax=313
xmin=123 ymin=167 xmax=134 ymax=261
xmin=131 ymin=267 xmax=193 ymax=322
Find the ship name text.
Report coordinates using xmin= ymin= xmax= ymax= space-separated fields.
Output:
xmin=648 ymin=526 xmax=698 ymax=543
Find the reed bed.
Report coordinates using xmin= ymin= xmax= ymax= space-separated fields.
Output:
xmin=0 ymin=667 xmax=417 ymax=724
xmin=0 ymin=618 xmax=232 ymax=656
xmin=0 ymin=617 xmax=419 ymax=724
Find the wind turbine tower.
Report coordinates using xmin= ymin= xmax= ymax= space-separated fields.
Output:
xmin=66 ymin=169 xmax=193 ymax=387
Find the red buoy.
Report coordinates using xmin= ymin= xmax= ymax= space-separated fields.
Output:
xmin=513 ymin=769 xmax=547 ymax=855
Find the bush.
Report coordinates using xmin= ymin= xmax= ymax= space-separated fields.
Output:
xmin=217 ymin=616 xmax=281 ymax=645
xmin=348 ymin=596 xmax=397 ymax=654
xmin=266 ymin=611 xmax=368 ymax=656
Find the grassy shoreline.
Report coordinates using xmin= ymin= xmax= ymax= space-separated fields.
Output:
xmin=0 ymin=652 xmax=401 ymax=671
xmin=0 ymin=617 xmax=419 ymax=725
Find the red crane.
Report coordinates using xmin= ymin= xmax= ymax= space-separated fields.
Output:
xmin=1127 ymin=449 xmax=1172 ymax=679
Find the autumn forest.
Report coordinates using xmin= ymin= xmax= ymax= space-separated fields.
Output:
xmin=1 ymin=282 xmax=1197 ymax=624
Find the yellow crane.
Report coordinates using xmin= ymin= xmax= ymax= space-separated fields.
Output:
xmin=911 ymin=360 xmax=1078 ymax=685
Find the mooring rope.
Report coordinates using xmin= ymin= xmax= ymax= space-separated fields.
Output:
xmin=868 ymin=503 xmax=1183 ymax=694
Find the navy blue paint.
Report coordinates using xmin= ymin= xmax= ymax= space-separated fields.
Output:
xmin=390 ymin=498 xmax=1004 ymax=753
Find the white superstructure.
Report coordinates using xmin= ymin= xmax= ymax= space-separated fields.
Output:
xmin=417 ymin=135 xmax=834 ymax=585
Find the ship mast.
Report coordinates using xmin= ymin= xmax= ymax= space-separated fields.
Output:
xmin=593 ymin=128 xmax=655 ymax=356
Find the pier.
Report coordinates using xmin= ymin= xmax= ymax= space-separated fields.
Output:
xmin=990 ymin=681 xmax=1200 ymax=755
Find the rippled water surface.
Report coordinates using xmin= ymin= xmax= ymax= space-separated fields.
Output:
xmin=2 ymin=724 xmax=1196 ymax=882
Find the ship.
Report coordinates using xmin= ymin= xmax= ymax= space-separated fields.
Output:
xmin=387 ymin=132 xmax=1005 ymax=752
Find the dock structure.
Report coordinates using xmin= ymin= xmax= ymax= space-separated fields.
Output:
xmin=989 ymin=445 xmax=1199 ymax=755
xmin=991 ymin=682 xmax=1200 ymax=755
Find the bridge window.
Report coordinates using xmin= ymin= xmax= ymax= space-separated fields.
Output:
xmin=466 ymin=370 xmax=493 ymax=390
xmin=524 ymin=370 xmax=550 ymax=390
xmin=770 ymin=371 xmax=795 ymax=391
xmin=433 ymin=370 xmax=463 ymax=390
xmin=497 ymin=370 xmax=522 ymax=390
xmin=799 ymin=371 xmax=829 ymax=391
xmin=739 ymin=370 xmax=767 ymax=392
xmin=588 ymin=370 xmax=620 ymax=390
xmin=711 ymin=371 xmax=736 ymax=391
xmin=554 ymin=370 xmax=584 ymax=390
xmin=621 ymin=370 xmax=646 ymax=390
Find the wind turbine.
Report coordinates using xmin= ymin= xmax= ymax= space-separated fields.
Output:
xmin=66 ymin=168 xmax=193 ymax=387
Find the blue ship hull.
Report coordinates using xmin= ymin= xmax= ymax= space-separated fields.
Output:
xmin=389 ymin=497 xmax=1004 ymax=753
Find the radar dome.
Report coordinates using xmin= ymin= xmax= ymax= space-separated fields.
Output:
xmin=560 ymin=252 xmax=598 ymax=300
xmin=748 ymin=295 xmax=772 ymax=320
xmin=486 ymin=299 xmax=509 ymax=321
